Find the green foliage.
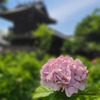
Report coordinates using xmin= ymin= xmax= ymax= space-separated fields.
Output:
xmin=0 ymin=51 xmax=56 ymax=100
xmin=0 ymin=52 xmax=41 ymax=100
xmin=0 ymin=51 xmax=99 ymax=100
xmin=33 ymin=24 xmax=53 ymax=37
xmin=33 ymin=85 xmax=100 ymax=100
xmin=33 ymin=85 xmax=77 ymax=100
xmin=61 ymin=38 xmax=74 ymax=54
xmin=74 ymin=9 xmax=100 ymax=58
xmin=32 ymin=24 xmax=54 ymax=58
xmin=33 ymin=85 xmax=53 ymax=99
xmin=75 ymin=13 xmax=100 ymax=42
xmin=61 ymin=9 xmax=100 ymax=59
xmin=89 ymin=63 xmax=100 ymax=84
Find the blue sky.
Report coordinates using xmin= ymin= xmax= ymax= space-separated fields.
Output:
xmin=0 ymin=0 xmax=100 ymax=35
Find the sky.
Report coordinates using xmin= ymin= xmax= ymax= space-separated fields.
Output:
xmin=0 ymin=0 xmax=100 ymax=36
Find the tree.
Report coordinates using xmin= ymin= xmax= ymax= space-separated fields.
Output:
xmin=74 ymin=9 xmax=100 ymax=58
xmin=31 ymin=24 xmax=54 ymax=59
xmin=75 ymin=9 xmax=100 ymax=42
xmin=62 ymin=9 xmax=100 ymax=59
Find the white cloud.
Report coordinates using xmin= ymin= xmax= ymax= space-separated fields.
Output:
xmin=50 ymin=0 xmax=99 ymax=22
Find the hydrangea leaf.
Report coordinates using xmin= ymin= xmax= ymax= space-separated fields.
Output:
xmin=33 ymin=85 xmax=54 ymax=99
xmin=78 ymin=87 xmax=100 ymax=96
xmin=48 ymin=91 xmax=78 ymax=100
xmin=33 ymin=86 xmax=100 ymax=100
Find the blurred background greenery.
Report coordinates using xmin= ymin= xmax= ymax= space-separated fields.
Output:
xmin=0 ymin=0 xmax=100 ymax=100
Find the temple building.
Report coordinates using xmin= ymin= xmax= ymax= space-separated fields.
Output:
xmin=0 ymin=1 xmax=65 ymax=55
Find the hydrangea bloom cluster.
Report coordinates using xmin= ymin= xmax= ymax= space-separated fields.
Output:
xmin=40 ymin=55 xmax=88 ymax=97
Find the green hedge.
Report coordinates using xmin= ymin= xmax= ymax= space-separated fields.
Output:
xmin=0 ymin=52 xmax=99 ymax=100
xmin=0 ymin=52 xmax=41 ymax=100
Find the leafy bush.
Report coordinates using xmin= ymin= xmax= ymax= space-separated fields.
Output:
xmin=32 ymin=24 xmax=54 ymax=59
xmin=0 ymin=52 xmax=41 ymax=100
xmin=74 ymin=10 xmax=100 ymax=58
xmin=0 ymin=51 xmax=99 ymax=100
xmin=61 ymin=9 xmax=100 ymax=59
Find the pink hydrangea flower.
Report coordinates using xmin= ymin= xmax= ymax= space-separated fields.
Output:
xmin=40 ymin=55 xmax=88 ymax=97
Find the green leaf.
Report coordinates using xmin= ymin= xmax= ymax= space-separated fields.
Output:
xmin=48 ymin=91 xmax=78 ymax=100
xmin=33 ymin=85 xmax=54 ymax=99
xmin=33 ymin=85 xmax=100 ymax=100
xmin=78 ymin=87 xmax=100 ymax=96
